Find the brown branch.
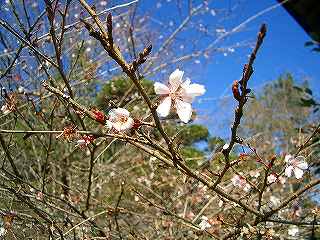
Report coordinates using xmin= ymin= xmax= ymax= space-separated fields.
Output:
xmin=0 ymin=135 xmax=22 ymax=178
xmin=211 ymin=24 xmax=267 ymax=190
xmin=223 ymin=24 xmax=267 ymax=159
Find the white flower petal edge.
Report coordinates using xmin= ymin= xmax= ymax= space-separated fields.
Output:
xmin=112 ymin=118 xmax=134 ymax=132
xmin=156 ymin=96 xmax=172 ymax=117
xmin=288 ymin=226 xmax=299 ymax=236
xmin=285 ymin=165 xmax=293 ymax=177
xmin=154 ymin=82 xmax=170 ymax=95
xmin=169 ymin=69 xmax=184 ymax=91
xmin=285 ymin=154 xmax=293 ymax=163
xmin=182 ymin=83 xmax=206 ymax=99
xmin=175 ymin=100 xmax=192 ymax=123
xmin=296 ymin=161 xmax=308 ymax=170
xmin=293 ymin=168 xmax=304 ymax=179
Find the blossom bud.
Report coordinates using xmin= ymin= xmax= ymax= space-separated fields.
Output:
xmin=232 ymin=80 xmax=241 ymax=101
xmin=92 ymin=109 xmax=106 ymax=124
xmin=132 ymin=119 xmax=142 ymax=129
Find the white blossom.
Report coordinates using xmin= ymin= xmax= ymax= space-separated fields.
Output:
xmin=278 ymin=176 xmax=286 ymax=185
xmin=154 ymin=69 xmax=205 ymax=123
xmin=231 ymin=174 xmax=251 ymax=192
xmin=222 ymin=143 xmax=229 ymax=150
xmin=288 ymin=225 xmax=299 ymax=236
xmin=1 ymin=104 xmax=11 ymax=115
xmin=199 ymin=216 xmax=211 ymax=230
xmin=285 ymin=155 xmax=308 ymax=179
xmin=243 ymin=183 xmax=251 ymax=192
xmin=249 ymin=170 xmax=260 ymax=178
xmin=0 ymin=227 xmax=6 ymax=237
xmin=106 ymin=108 xmax=134 ymax=132
xmin=267 ymin=173 xmax=277 ymax=184
xmin=18 ymin=86 xmax=25 ymax=94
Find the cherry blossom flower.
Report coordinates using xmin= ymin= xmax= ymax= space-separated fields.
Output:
xmin=154 ymin=69 xmax=206 ymax=123
xmin=231 ymin=174 xmax=251 ymax=192
xmin=267 ymin=173 xmax=277 ymax=184
xmin=288 ymin=225 xmax=299 ymax=236
xmin=36 ymin=191 xmax=44 ymax=201
xmin=222 ymin=143 xmax=229 ymax=150
xmin=199 ymin=216 xmax=211 ymax=230
xmin=0 ymin=227 xmax=5 ymax=237
xmin=249 ymin=170 xmax=260 ymax=178
xmin=106 ymin=108 xmax=134 ymax=132
xmin=278 ymin=176 xmax=286 ymax=185
xmin=1 ymin=104 xmax=11 ymax=115
xmin=284 ymin=155 xmax=308 ymax=179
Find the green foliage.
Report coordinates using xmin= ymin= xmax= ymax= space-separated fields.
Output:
xmin=178 ymin=124 xmax=209 ymax=145
xmin=96 ymin=76 xmax=154 ymax=110
xmin=180 ymin=146 xmax=204 ymax=168
xmin=207 ymin=136 xmax=225 ymax=152
xmin=241 ymin=73 xmax=314 ymax=150
xmin=293 ymin=85 xmax=320 ymax=112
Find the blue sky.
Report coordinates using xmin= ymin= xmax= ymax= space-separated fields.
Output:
xmin=202 ymin=0 xmax=320 ymax=136
xmin=138 ymin=0 xmax=319 ymax=136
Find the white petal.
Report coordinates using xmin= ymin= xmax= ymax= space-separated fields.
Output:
xmin=288 ymin=226 xmax=299 ymax=236
xmin=285 ymin=154 xmax=293 ymax=163
xmin=267 ymin=174 xmax=276 ymax=184
xmin=1 ymin=105 xmax=11 ymax=114
xmin=297 ymin=161 xmax=308 ymax=170
xmin=109 ymin=108 xmax=130 ymax=121
xmin=175 ymin=100 xmax=192 ymax=123
xmin=293 ymin=167 xmax=304 ymax=179
xmin=181 ymin=78 xmax=191 ymax=88
xmin=120 ymin=117 xmax=134 ymax=131
xmin=244 ymin=184 xmax=251 ymax=192
xmin=285 ymin=166 xmax=293 ymax=177
xmin=111 ymin=122 xmax=121 ymax=132
xmin=183 ymin=83 xmax=206 ymax=98
xmin=156 ymin=97 xmax=172 ymax=117
xmin=154 ymin=82 xmax=169 ymax=95
xmin=105 ymin=120 xmax=113 ymax=129
xmin=169 ymin=69 xmax=184 ymax=91
xmin=295 ymin=156 xmax=306 ymax=163
xmin=108 ymin=110 xmax=117 ymax=121
xmin=222 ymin=143 xmax=229 ymax=150
xmin=77 ymin=139 xmax=86 ymax=145
xmin=113 ymin=108 xmax=130 ymax=117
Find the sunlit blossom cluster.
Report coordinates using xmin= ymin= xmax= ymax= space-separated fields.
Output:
xmin=231 ymin=154 xmax=308 ymax=193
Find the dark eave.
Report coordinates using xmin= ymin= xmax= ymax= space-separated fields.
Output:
xmin=278 ymin=0 xmax=320 ymax=42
